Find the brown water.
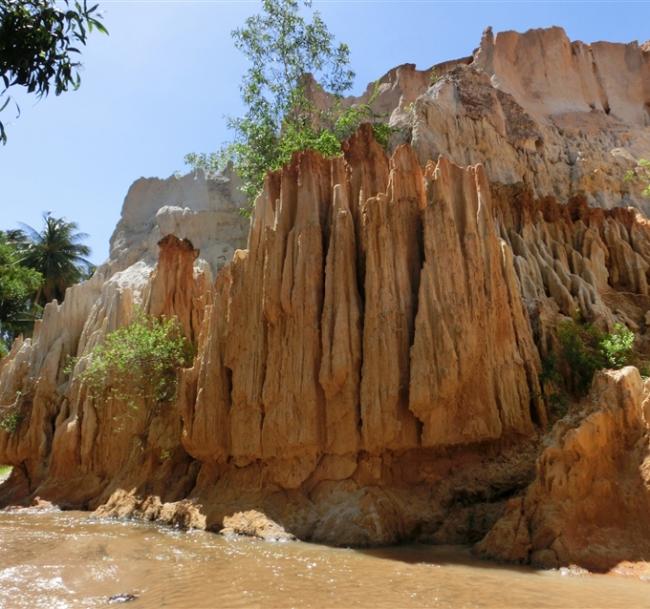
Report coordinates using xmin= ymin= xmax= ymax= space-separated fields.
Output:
xmin=1 ymin=510 xmax=649 ymax=609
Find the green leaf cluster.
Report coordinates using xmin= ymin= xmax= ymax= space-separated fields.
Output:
xmin=0 ymin=231 xmax=42 ymax=348
xmin=0 ymin=214 xmax=92 ymax=350
xmin=0 ymin=0 xmax=108 ymax=143
xmin=0 ymin=409 xmax=22 ymax=434
xmin=556 ymin=319 xmax=606 ymax=396
xmin=184 ymin=0 xmax=392 ymax=208
xmin=79 ymin=313 xmax=193 ymax=407
xmin=624 ymin=158 xmax=650 ymax=198
xmin=600 ymin=322 xmax=635 ymax=368
xmin=552 ymin=318 xmax=635 ymax=398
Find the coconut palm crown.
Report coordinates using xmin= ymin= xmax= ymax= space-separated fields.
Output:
xmin=18 ymin=213 xmax=92 ymax=306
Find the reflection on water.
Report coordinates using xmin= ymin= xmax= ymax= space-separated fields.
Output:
xmin=0 ymin=510 xmax=648 ymax=609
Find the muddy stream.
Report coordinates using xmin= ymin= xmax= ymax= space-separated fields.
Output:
xmin=1 ymin=510 xmax=649 ymax=609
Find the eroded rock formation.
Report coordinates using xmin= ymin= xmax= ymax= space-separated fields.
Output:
xmin=1 ymin=26 xmax=650 ymax=569
xmin=477 ymin=367 xmax=650 ymax=572
xmin=345 ymin=26 xmax=650 ymax=212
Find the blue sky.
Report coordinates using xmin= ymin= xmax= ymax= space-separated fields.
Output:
xmin=1 ymin=0 xmax=649 ymax=263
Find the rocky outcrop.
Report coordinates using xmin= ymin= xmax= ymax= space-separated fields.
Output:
xmin=110 ymin=168 xmax=249 ymax=274
xmin=184 ymin=134 xmax=540 ymax=464
xmin=163 ymin=130 xmax=549 ymax=545
xmin=491 ymin=185 xmax=650 ymax=349
xmin=0 ymin=169 xmax=248 ymax=506
xmin=3 ymin=122 xmax=650 ymax=554
xmin=220 ymin=510 xmax=296 ymax=542
xmin=409 ymin=159 xmax=545 ymax=443
xmin=2 ymin=27 xmax=650 ymax=567
xmin=474 ymin=27 xmax=650 ymax=126
xmin=477 ymin=367 xmax=650 ymax=572
xmin=344 ymin=27 xmax=650 ymax=213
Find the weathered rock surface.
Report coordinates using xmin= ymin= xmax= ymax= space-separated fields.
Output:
xmin=1 ymin=27 xmax=650 ymax=568
xmin=476 ymin=367 xmax=650 ymax=572
xmin=110 ymin=168 xmax=249 ymax=274
xmin=0 ymin=129 xmax=548 ymax=545
xmin=221 ymin=510 xmax=296 ymax=542
xmin=343 ymin=26 xmax=650 ymax=213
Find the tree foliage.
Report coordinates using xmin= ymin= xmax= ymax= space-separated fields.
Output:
xmin=600 ymin=322 xmax=635 ymax=368
xmin=185 ymin=0 xmax=391 ymax=206
xmin=78 ymin=313 xmax=193 ymax=407
xmin=17 ymin=213 xmax=92 ymax=306
xmin=0 ymin=214 xmax=92 ymax=351
xmin=0 ymin=0 xmax=107 ymax=143
xmin=0 ymin=231 xmax=42 ymax=348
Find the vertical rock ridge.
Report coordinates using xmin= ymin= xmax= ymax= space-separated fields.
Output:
xmin=261 ymin=151 xmax=332 ymax=468
xmin=359 ymin=145 xmax=424 ymax=452
xmin=146 ymin=235 xmax=208 ymax=343
xmin=409 ymin=159 xmax=539 ymax=447
xmin=319 ymin=183 xmax=362 ymax=456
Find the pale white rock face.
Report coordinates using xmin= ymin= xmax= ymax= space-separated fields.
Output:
xmin=67 ymin=167 xmax=251 ymax=359
xmin=109 ymin=168 xmax=249 ymax=275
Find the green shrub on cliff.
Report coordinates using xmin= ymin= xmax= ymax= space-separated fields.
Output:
xmin=551 ymin=318 xmax=635 ymax=398
xmin=80 ymin=313 xmax=193 ymax=407
xmin=624 ymin=158 xmax=650 ymax=198
xmin=0 ymin=409 xmax=22 ymax=434
xmin=556 ymin=319 xmax=605 ymax=396
xmin=600 ymin=323 xmax=635 ymax=368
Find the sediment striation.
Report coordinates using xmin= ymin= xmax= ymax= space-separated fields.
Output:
xmin=2 ymin=26 xmax=650 ymax=570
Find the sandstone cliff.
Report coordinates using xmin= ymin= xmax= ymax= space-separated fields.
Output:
xmin=477 ymin=367 xmax=650 ymax=572
xmin=1 ymin=26 xmax=650 ymax=570
xmin=336 ymin=26 xmax=650 ymax=214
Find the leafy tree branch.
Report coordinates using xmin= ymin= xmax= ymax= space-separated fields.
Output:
xmin=0 ymin=0 xmax=107 ymax=143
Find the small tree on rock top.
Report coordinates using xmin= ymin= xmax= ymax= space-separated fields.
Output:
xmin=185 ymin=0 xmax=391 ymax=208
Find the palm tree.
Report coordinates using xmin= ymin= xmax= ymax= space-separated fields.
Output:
xmin=19 ymin=213 xmax=92 ymax=306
